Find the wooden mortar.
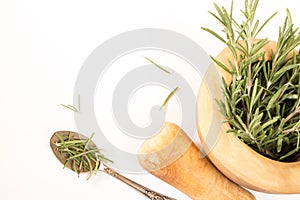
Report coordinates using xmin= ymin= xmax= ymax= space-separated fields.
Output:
xmin=197 ymin=40 xmax=300 ymax=193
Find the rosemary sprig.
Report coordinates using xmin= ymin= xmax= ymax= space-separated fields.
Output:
xmin=61 ymin=94 xmax=80 ymax=112
xmin=55 ymin=132 xmax=113 ymax=180
xmin=160 ymin=87 xmax=179 ymax=110
xmin=144 ymin=56 xmax=171 ymax=74
xmin=203 ymin=0 xmax=300 ymax=161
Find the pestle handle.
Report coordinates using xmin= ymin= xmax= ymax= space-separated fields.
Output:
xmin=138 ymin=123 xmax=256 ymax=200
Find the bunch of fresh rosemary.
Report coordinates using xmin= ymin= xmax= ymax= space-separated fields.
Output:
xmin=203 ymin=0 xmax=300 ymax=161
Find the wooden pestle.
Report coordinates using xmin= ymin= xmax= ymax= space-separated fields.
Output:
xmin=138 ymin=122 xmax=255 ymax=200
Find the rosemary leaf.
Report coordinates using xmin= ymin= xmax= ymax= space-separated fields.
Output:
xmin=144 ymin=57 xmax=171 ymax=74
xmin=61 ymin=94 xmax=81 ymax=112
xmin=61 ymin=104 xmax=78 ymax=112
xmin=201 ymin=27 xmax=227 ymax=44
xmin=160 ymin=87 xmax=179 ymax=110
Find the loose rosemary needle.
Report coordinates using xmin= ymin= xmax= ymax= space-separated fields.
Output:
xmin=55 ymin=132 xmax=113 ymax=180
xmin=160 ymin=87 xmax=180 ymax=110
xmin=61 ymin=94 xmax=80 ymax=112
xmin=144 ymin=56 xmax=171 ymax=74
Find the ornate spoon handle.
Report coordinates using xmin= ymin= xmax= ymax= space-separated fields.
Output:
xmin=101 ymin=165 xmax=177 ymax=200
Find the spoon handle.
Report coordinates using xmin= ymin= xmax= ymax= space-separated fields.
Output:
xmin=102 ymin=165 xmax=177 ymax=200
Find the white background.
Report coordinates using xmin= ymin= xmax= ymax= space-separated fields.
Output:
xmin=1 ymin=0 xmax=300 ymax=199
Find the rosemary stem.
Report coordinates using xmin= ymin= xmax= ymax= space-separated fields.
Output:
xmin=285 ymin=106 xmax=300 ymax=123
xmin=246 ymin=64 xmax=252 ymax=128
xmin=283 ymin=127 xmax=299 ymax=134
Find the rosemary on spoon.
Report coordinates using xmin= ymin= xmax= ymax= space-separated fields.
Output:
xmin=53 ymin=131 xmax=113 ymax=180
xmin=203 ymin=0 xmax=300 ymax=161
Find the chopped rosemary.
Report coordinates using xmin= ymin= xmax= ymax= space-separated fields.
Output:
xmin=55 ymin=132 xmax=113 ymax=180
xmin=203 ymin=0 xmax=300 ymax=161
xmin=160 ymin=87 xmax=179 ymax=110
xmin=144 ymin=56 xmax=171 ymax=74
xmin=61 ymin=94 xmax=80 ymax=112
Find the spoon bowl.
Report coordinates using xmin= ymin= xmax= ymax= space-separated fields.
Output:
xmin=50 ymin=131 xmax=96 ymax=173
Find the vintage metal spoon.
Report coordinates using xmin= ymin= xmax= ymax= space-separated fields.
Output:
xmin=50 ymin=130 xmax=177 ymax=200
